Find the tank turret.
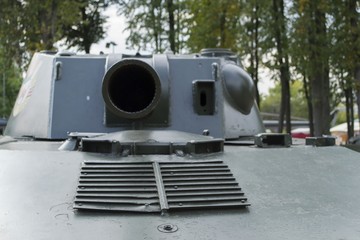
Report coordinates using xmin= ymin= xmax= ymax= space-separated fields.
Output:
xmin=4 ymin=49 xmax=264 ymax=139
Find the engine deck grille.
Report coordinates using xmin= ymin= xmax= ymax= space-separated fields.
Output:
xmin=74 ymin=160 xmax=249 ymax=213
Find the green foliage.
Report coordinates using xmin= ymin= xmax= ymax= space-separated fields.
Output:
xmin=0 ymin=0 xmax=107 ymax=65
xmin=184 ymin=0 xmax=242 ymax=52
xmin=21 ymin=0 xmax=81 ymax=52
xmin=0 ymin=1 xmax=26 ymax=67
xmin=114 ymin=0 xmax=185 ymax=53
xmin=261 ymin=80 xmax=308 ymax=119
xmin=61 ymin=0 xmax=107 ymax=53
xmin=0 ymin=48 xmax=22 ymax=118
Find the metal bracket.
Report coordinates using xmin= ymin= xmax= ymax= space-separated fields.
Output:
xmin=255 ymin=133 xmax=292 ymax=148
xmin=305 ymin=136 xmax=336 ymax=146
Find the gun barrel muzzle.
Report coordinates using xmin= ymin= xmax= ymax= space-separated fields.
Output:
xmin=102 ymin=59 xmax=161 ymax=119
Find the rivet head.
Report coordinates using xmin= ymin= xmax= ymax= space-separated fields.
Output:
xmin=157 ymin=224 xmax=178 ymax=233
xmin=164 ymin=225 xmax=173 ymax=231
xmin=203 ymin=129 xmax=210 ymax=136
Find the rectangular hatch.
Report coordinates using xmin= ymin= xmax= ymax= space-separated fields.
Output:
xmin=74 ymin=160 xmax=249 ymax=213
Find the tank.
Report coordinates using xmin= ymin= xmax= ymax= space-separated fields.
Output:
xmin=0 ymin=49 xmax=360 ymax=239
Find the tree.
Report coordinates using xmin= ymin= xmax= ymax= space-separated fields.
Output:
xmin=62 ymin=0 xmax=108 ymax=53
xmin=330 ymin=0 xmax=354 ymax=139
xmin=306 ymin=2 xmax=331 ymax=136
xmin=0 ymin=1 xmax=25 ymax=118
xmin=113 ymin=0 xmax=184 ymax=53
xmin=289 ymin=10 xmax=314 ymax=135
xmin=185 ymin=0 xmax=241 ymax=52
xmin=1 ymin=0 xmax=107 ymax=58
xmin=237 ymin=0 xmax=270 ymax=108
xmin=21 ymin=0 xmax=79 ymax=52
xmin=261 ymin=80 xmax=308 ymax=120
xmin=0 ymin=1 xmax=26 ymax=67
xmin=270 ymin=0 xmax=291 ymax=133
xmin=0 ymin=51 xmax=22 ymax=118
xmin=291 ymin=0 xmax=331 ymax=136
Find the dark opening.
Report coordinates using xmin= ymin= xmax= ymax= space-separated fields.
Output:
xmin=200 ymin=91 xmax=207 ymax=107
xmin=262 ymin=135 xmax=285 ymax=146
xmin=108 ymin=64 xmax=156 ymax=113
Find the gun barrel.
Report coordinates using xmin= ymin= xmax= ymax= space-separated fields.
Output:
xmin=102 ymin=59 xmax=161 ymax=119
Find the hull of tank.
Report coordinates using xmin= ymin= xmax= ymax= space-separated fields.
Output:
xmin=0 ymin=141 xmax=359 ymax=239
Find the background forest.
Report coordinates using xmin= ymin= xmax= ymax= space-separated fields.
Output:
xmin=0 ymin=0 xmax=359 ymax=139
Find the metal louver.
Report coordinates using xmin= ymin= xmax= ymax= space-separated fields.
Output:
xmin=74 ymin=160 xmax=249 ymax=213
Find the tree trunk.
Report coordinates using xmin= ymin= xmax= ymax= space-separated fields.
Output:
xmin=42 ymin=0 xmax=58 ymax=50
xmin=273 ymin=0 xmax=291 ymax=133
xmin=219 ymin=8 xmax=227 ymax=47
xmin=303 ymin=75 xmax=314 ymax=136
xmin=308 ymin=4 xmax=330 ymax=136
xmin=283 ymin=60 xmax=291 ymax=133
xmin=345 ymin=88 xmax=354 ymax=140
xmin=349 ymin=0 xmax=360 ymax=135
xmin=356 ymin=66 xmax=360 ymax=133
xmin=166 ymin=0 xmax=176 ymax=53
xmin=246 ymin=1 xmax=260 ymax=107
xmin=254 ymin=2 xmax=260 ymax=108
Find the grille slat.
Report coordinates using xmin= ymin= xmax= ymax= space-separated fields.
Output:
xmin=75 ymin=198 xmax=159 ymax=205
xmin=81 ymin=169 xmax=154 ymax=173
xmin=161 ymin=176 xmax=235 ymax=182
xmin=82 ymin=165 xmax=153 ymax=169
xmin=160 ymin=163 xmax=227 ymax=169
xmin=74 ymin=160 xmax=250 ymax=213
xmin=79 ymin=178 xmax=156 ymax=182
xmin=84 ymin=161 xmax=154 ymax=164
xmin=168 ymin=202 xmax=249 ymax=209
xmin=81 ymin=174 xmax=155 ymax=178
xmin=162 ymin=172 xmax=233 ymax=177
xmin=164 ymin=181 xmax=239 ymax=187
xmin=77 ymin=188 xmax=158 ymax=192
xmin=165 ymin=186 xmax=242 ymax=192
xmin=166 ymin=191 xmax=244 ymax=197
xmin=167 ymin=196 xmax=247 ymax=202
xmin=75 ymin=203 xmax=161 ymax=212
xmin=78 ymin=183 xmax=157 ymax=187
xmin=161 ymin=168 xmax=231 ymax=173
xmin=77 ymin=193 xmax=158 ymax=198
xmin=161 ymin=167 xmax=230 ymax=173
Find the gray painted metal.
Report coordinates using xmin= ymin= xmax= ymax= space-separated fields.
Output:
xmin=0 ymin=141 xmax=360 ymax=239
xmin=305 ymin=136 xmax=336 ymax=146
xmin=255 ymin=133 xmax=292 ymax=147
xmin=5 ymin=51 xmax=264 ymax=139
xmin=79 ymin=130 xmax=224 ymax=155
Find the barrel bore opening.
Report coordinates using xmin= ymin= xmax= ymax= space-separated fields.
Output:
xmin=109 ymin=65 xmax=156 ymax=112
xmin=103 ymin=59 xmax=161 ymax=119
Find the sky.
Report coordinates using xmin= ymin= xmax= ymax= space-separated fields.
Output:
xmin=90 ymin=6 xmax=129 ymax=54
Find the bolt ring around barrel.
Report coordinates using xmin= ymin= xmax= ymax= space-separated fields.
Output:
xmin=102 ymin=59 xmax=162 ymax=119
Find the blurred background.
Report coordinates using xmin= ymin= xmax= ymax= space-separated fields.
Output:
xmin=0 ymin=0 xmax=359 ymax=143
